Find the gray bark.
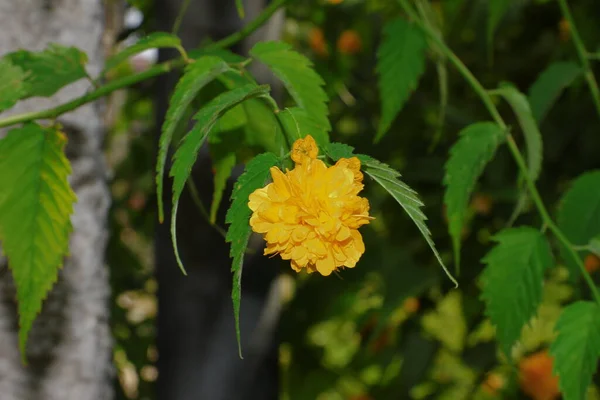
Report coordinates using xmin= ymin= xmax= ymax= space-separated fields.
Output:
xmin=0 ymin=1 xmax=112 ymax=399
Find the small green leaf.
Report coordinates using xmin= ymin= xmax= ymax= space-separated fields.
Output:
xmin=493 ymin=84 xmax=543 ymax=182
xmin=104 ymin=32 xmax=182 ymax=73
xmin=235 ymin=0 xmax=245 ymax=18
xmin=169 ymin=84 xmax=270 ymax=275
xmin=550 ymin=301 xmax=600 ymax=400
xmin=375 ymin=18 xmax=427 ymax=142
xmin=557 ymin=171 xmax=600 ymax=280
xmin=480 ymin=227 xmax=553 ymax=355
xmin=528 ymin=61 xmax=581 ymax=123
xmin=0 ymin=123 xmax=77 ymax=359
xmin=250 ymin=41 xmax=330 ymax=133
xmin=157 ymin=56 xmax=231 ymax=222
xmin=487 ymin=0 xmax=512 ymax=61
xmin=326 ymin=142 xmax=457 ymax=287
xmin=443 ymin=122 xmax=505 ymax=270
xmin=5 ymin=44 xmax=88 ymax=98
xmin=0 ymin=59 xmax=28 ymax=112
xmin=225 ymin=152 xmax=280 ymax=358
xmin=277 ymin=107 xmax=329 ymax=149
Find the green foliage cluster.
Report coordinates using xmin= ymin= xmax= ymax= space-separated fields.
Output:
xmin=1 ymin=0 xmax=600 ymax=399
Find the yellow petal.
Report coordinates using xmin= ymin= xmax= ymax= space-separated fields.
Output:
xmin=315 ymin=253 xmax=335 ymax=276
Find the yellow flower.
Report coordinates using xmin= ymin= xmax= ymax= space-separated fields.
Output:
xmin=248 ymin=135 xmax=372 ymax=276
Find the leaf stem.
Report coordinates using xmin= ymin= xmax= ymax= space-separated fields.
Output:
xmin=398 ymin=0 xmax=600 ymax=305
xmin=172 ymin=0 xmax=193 ymax=35
xmin=0 ymin=0 xmax=291 ymax=129
xmin=557 ymin=0 xmax=600 ymax=121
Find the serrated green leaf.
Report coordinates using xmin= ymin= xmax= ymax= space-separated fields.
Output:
xmin=375 ymin=18 xmax=427 ymax=142
xmin=104 ymin=32 xmax=182 ymax=73
xmin=550 ymin=301 xmax=600 ymax=400
xmin=250 ymin=41 xmax=330 ymax=133
xmin=225 ymin=152 xmax=280 ymax=358
xmin=487 ymin=0 xmax=512 ymax=61
xmin=557 ymin=171 xmax=600 ymax=279
xmin=528 ymin=62 xmax=581 ymax=123
xmin=480 ymin=227 xmax=553 ymax=355
xmin=277 ymin=107 xmax=329 ymax=149
xmin=169 ymin=84 xmax=270 ymax=275
xmin=0 ymin=59 xmax=28 ymax=112
xmin=493 ymin=84 xmax=542 ymax=182
xmin=5 ymin=44 xmax=88 ymax=98
xmin=0 ymin=123 xmax=76 ymax=359
xmin=326 ymin=142 xmax=457 ymax=287
xmin=156 ymin=56 xmax=232 ymax=222
xmin=443 ymin=122 xmax=505 ymax=270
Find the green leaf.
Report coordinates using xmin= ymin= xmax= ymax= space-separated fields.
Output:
xmin=250 ymin=41 xmax=330 ymax=133
xmin=277 ymin=107 xmax=329 ymax=149
xmin=104 ymin=32 xmax=182 ymax=73
xmin=443 ymin=122 xmax=505 ymax=270
xmin=480 ymin=227 xmax=553 ymax=355
xmin=326 ymin=142 xmax=457 ymax=287
xmin=0 ymin=59 xmax=28 ymax=112
xmin=235 ymin=0 xmax=245 ymax=18
xmin=225 ymin=152 xmax=280 ymax=358
xmin=557 ymin=171 xmax=600 ymax=279
xmin=208 ymin=142 xmax=238 ymax=224
xmin=169 ymin=84 xmax=270 ymax=275
xmin=156 ymin=56 xmax=231 ymax=222
xmin=528 ymin=61 xmax=581 ymax=123
xmin=0 ymin=123 xmax=77 ymax=358
xmin=375 ymin=18 xmax=427 ymax=142
xmin=5 ymin=44 xmax=88 ymax=98
xmin=550 ymin=301 xmax=600 ymax=400
xmin=493 ymin=84 xmax=543 ymax=182
xmin=487 ymin=0 xmax=512 ymax=61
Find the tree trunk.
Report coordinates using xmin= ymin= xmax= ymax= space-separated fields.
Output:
xmin=0 ymin=1 xmax=112 ymax=399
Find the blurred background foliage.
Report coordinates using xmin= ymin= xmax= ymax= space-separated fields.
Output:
xmin=106 ymin=0 xmax=600 ymax=399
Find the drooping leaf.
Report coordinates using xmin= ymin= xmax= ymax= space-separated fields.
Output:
xmin=480 ymin=227 xmax=553 ymax=355
xmin=225 ymin=152 xmax=280 ymax=358
xmin=557 ymin=171 xmax=600 ymax=279
xmin=528 ymin=61 xmax=581 ymax=123
xmin=169 ymin=84 xmax=270 ymax=274
xmin=550 ymin=301 xmax=600 ymax=400
xmin=5 ymin=44 xmax=88 ymax=98
xmin=493 ymin=84 xmax=543 ymax=182
xmin=487 ymin=0 xmax=512 ymax=61
xmin=443 ymin=122 xmax=505 ymax=270
xmin=207 ymin=130 xmax=240 ymax=225
xmin=0 ymin=59 xmax=28 ymax=112
xmin=0 ymin=123 xmax=77 ymax=358
xmin=375 ymin=17 xmax=427 ymax=142
xmin=326 ymin=142 xmax=457 ymax=287
xmin=104 ymin=32 xmax=182 ymax=73
xmin=277 ymin=107 xmax=329 ymax=149
xmin=235 ymin=0 xmax=245 ymax=18
xmin=156 ymin=56 xmax=231 ymax=222
xmin=250 ymin=41 xmax=330 ymax=132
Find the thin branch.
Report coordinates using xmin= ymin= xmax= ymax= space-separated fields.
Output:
xmin=0 ymin=0 xmax=291 ymax=129
xmin=557 ymin=0 xmax=600 ymax=121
